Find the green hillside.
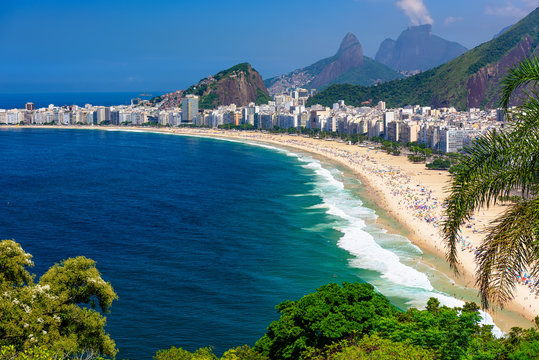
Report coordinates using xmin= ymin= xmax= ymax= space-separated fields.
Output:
xmin=319 ymin=57 xmax=405 ymax=90
xmin=307 ymin=8 xmax=539 ymax=109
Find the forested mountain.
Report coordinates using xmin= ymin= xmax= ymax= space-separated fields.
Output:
xmin=184 ymin=63 xmax=271 ymax=109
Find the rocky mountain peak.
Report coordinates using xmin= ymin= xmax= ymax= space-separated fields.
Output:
xmin=309 ymin=33 xmax=364 ymax=90
xmin=338 ymin=32 xmax=362 ymax=54
xmin=375 ymin=24 xmax=467 ymax=72
xmin=406 ymin=24 xmax=432 ymax=35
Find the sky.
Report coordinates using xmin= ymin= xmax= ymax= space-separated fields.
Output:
xmin=1 ymin=0 xmax=538 ymax=94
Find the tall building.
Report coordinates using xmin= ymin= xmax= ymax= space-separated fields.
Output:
xmin=439 ymin=128 xmax=478 ymax=153
xmin=96 ymin=107 xmax=111 ymax=124
xmin=25 ymin=102 xmax=35 ymax=111
xmin=383 ymin=111 xmax=395 ymax=139
xmin=182 ymin=95 xmax=199 ymax=123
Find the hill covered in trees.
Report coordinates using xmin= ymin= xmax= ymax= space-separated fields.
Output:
xmin=184 ymin=63 xmax=271 ymax=109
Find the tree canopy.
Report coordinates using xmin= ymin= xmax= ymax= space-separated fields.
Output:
xmin=0 ymin=240 xmax=117 ymax=359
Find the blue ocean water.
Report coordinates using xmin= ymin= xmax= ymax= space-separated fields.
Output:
xmin=0 ymin=129 xmax=364 ymax=358
xmin=0 ymin=128 xmax=500 ymax=359
xmin=0 ymin=92 xmax=162 ymax=109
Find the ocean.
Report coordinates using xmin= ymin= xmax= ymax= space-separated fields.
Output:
xmin=0 ymin=128 xmax=500 ymax=359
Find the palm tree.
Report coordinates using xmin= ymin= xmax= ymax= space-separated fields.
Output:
xmin=442 ymin=57 xmax=539 ymax=308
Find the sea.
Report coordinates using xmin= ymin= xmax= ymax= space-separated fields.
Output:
xmin=0 ymin=128 xmax=502 ymax=359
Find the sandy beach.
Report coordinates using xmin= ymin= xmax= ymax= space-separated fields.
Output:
xmin=8 ymin=125 xmax=538 ymax=328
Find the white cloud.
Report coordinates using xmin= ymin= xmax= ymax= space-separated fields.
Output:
xmin=443 ymin=16 xmax=464 ymax=26
xmin=396 ymin=0 xmax=434 ymax=25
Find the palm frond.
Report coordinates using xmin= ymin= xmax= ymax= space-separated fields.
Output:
xmin=500 ymin=57 xmax=539 ymax=109
xmin=475 ymin=198 xmax=539 ymax=308
xmin=442 ymin=129 xmax=538 ymax=269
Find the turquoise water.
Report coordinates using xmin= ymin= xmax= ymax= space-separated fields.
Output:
xmin=0 ymin=128 xmax=499 ymax=359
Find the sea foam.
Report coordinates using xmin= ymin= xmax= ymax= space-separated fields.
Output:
xmin=295 ymin=154 xmax=503 ymax=336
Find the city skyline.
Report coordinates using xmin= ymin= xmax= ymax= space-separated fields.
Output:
xmin=1 ymin=0 xmax=538 ymax=93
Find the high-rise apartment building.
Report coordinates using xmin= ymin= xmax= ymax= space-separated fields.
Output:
xmin=182 ymin=95 xmax=199 ymax=123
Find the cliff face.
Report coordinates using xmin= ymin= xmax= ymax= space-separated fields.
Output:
xmin=375 ymin=24 xmax=467 ymax=72
xmin=265 ymin=33 xmax=402 ymax=94
xmin=466 ymin=36 xmax=534 ymax=108
xmin=185 ymin=63 xmax=270 ymax=109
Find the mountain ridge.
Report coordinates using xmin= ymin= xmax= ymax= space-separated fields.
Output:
xmin=265 ymin=33 xmax=402 ymax=94
xmin=375 ymin=24 xmax=468 ymax=72
xmin=307 ymin=8 xmax=539 ymax=110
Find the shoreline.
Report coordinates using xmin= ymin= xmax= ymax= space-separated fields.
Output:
xmin=5 ymin=125 xmax=537 ymax=329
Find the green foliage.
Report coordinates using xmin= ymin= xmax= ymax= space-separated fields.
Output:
xmin=154 ymin=346 xmax=266 ymax=360
xmin=313 ymin=57 xmax=403 ymax=90
xmin=220 ymin=345 xmax=268 ymax=360
xmin=500 ymin=325 xmax=539 ymax=360
xmin=154 ymin=347 xmax=218 ymax=360
xmin=214 ymin=63 xmax=251 ymax=81
xmin=218 ymin=124 xmax=255 ymax=130
xmin=200 ymin=93 xmax=220 ymax=109
xmin=408 ymin=155 xmax=426 ymax=163
xmin=154 ymin=285 xmax=539 ymax=360
xmin=0 ymin=240 xmax=34 ymax=287
xmin=442 ymin=56 xmax=539 ymax=308
xmin=1 ymin=345 xmax=54 ymax=360
xmin=304 ymin=335 xmax=436 ymax=360
xmin=426 ymin=157 xmax=451 ymax=169
xmin=253 ymin=283 xmax=398 ymax=360
xmin=0 ymin=240 xmax=118 ymax=359
xmin=375 ymin=300 xmax=484 ymax=360
xmin=150 ymin=96 xmax=163 ymax=104
xmin=255 ymin=89 xmax=271 ymax=105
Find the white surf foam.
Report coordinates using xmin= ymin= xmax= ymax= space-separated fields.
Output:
xmin=294 ymin=154 xmax=503 ymax=336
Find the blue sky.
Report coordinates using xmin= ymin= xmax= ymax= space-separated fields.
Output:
xmin=1 ymin=0 xmax=538 ymax=93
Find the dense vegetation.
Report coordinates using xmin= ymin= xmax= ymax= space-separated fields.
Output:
xmin=306 ymin=8 xmax=539 ymax=109
xmin=156 ymin=284 xmax=539 ymax=360
xmin=0 ymin=240 xmax=117 ymax=359
xmin=255 ymin=89 xmax=271 ymax=105
xmin=318 ymin=57 xmax=404 ymax=90
xmin=2 ymin=241 xmax=539 ymax=359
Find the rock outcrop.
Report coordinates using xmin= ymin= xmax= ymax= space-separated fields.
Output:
xmin=309 ymin=33 xmax=364 ymax=89
xmin=265 ymin=33 xmax=402 ymax=94
xmin=375 ymin=24 xmax=467 ymax=72
xmin=185 ymin=63 xmax=270 ymax=109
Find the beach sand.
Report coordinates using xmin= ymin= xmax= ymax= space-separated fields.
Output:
xmin=10 ymin=125 xmax=537 ymax=329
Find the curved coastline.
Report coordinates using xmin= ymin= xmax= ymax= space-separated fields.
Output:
xmin=4 ymin=125 xmax=536 ymax=331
